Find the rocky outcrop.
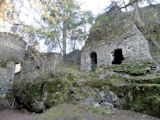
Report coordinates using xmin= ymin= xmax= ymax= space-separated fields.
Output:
xmin=12 ymin=72 xmax=119 ymax=113
xmin=0 ymin=99 xmax=11 ymax=110
xmin=111 ymin=84 xmax=160 ymax=117
xmin=13 ymin=74 xmax=75 ymax=112
xmin=0 ymin=32 xmax=26 ymax=64
xmin=0 ymin=33 xmax=26 ymax=98
xmin=8 ymin=63 xmax=160 ymax=118
xmin=86 ymin=67 xmax=160 ymax=118
xmin=0 ymin=61 xmax=15 ymax=98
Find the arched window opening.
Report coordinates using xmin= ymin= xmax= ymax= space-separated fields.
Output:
xmin=91 ymin=52 xmax=97 ymax=71
xmin=112 ymin=49 xmax=124 ymax=64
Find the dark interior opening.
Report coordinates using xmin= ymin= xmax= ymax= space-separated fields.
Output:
xmin=112 ymin=49 xmax=124 ymax=64
xmin=91 ymin=52 xmax=97 ymax=71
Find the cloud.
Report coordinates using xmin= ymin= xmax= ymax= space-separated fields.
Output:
xmin=76 ymin=0 xmax=111 ymax=16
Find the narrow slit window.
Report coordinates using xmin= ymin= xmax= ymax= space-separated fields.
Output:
xmin=91 ymin=52 xmax=97 ymax=71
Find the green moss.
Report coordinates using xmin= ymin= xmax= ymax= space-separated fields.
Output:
xmin=130 ymin=82 xmax=136 ymax=88
xmin=110 ymin=60 xmax=156 ymax=76
xmin=41 ymin=104 xmax=115 ymax=120
xmin=87 ymin=105 xmax=115 ymax=116
xmin=68 ymin=86 xmax=100 ymax=104
xmin=5 ymin=91 xmax=15 ymax=105
xmin=93 ymin=14 xmax=113 ymax=28
xmin=12 ymin=82 xmax=45 ymax=112
xmin=157 ymin=32 xmax=160 ymax=40
xmin=44 ymin=78 xmax=70 ymax=107
xmin=67 ymin=74 xmax=78 ymax=83
xmin=131 ymin=94 xmax=160 ymax=117
xmin=108 ymin=81 xmax=160 ymax=117
xmin=12 ymin=60 xmax=160 ymax=117
xmin=26 ymin=84 xmax=43 ymax=101
xmin=40 ymin=104 xmax=82 ymax=120
xmin=13 ymin=74 xmax=77 ymax=112
xmin=87 ymin=79 xmax=106 ymax=88
xmin=131 ymin=94 xmax=146 ymax=112
xmin=87 ymin=74 xmax=129 ymax=89
xmin=136 ymin=83 xmax=160 ymax=88
xmin=144 ymin=95 xmax=160 ymax=105
xmin=13 ymin=82 xmax=44 ymax=102
xmin=130 ymin=76 xmax=160 ymax=84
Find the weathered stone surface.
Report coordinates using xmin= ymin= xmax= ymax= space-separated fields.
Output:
xmin=85 ymin=69 xmax=160 ymax=118
xmin=80 ymin=4 xmax=160 ymax=71
xmin=0 ymin=33 xmax=26 ymax=98
xmin=81 ymin=21 xmax=152 ymax=71
xmin=110 ymin=84 xmax=160 ymax=118
xmin=134 ymin=4 xmax=160 ymax=65
xmin=0 ymin=61 xmax=15 ymax=98
xmin=0 ymin=32 xmax=26 ymax=64
xmin=13 ymin=74 xmax=73 ymax=112
xmin=64 ymin=49 xmax=81 ymax=65
xmin=15 ymin=48 xmax=63 ymax=82
xmin=0 ymin=99 xmax=11 ymax=110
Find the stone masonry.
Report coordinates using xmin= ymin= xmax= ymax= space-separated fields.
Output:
xmin=0 ymin=61 xmax=15 ymax=98
xmin=0 ymin=33 xmax=26 ymax=98
xmin=81 ymin=6 xmax=153 ymax=71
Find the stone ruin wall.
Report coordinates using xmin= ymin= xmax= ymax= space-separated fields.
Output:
xmin=81 ymin=4 xmax=160 ymax=71
xmin=0 ymin=33 xmax=64 ymax=98
xmin=63 ymin=50 xmax=81 ymax=65
xmin=81 ymin=23 xmax=152 ymax=71
xmin=15 ymin=51 xmax=63 ymax=82
xmin=0 ymin=61 xmax=15 ymax=98
xmin=0 ymin=33 xmax=26 ymax=98
xmin=0 ymin=33 xmax=26 ymax=64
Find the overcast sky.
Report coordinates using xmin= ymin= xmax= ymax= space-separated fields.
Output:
xmin=76 ymin=0 xmax=160 ymax=16
xmin=76 ymin=0 xmax=112 ymax=16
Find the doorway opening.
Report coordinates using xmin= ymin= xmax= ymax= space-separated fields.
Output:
xmin=91 ymin=52 xmax=97 ymax=71
xmin=112 ymin=49 xmax=124 ymax=64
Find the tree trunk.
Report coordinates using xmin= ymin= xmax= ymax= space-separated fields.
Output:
xmin=63 ymin=21 xmax=67 ymax=56
xmin=73 ymin=40 xmax=76 ymax=51
xmin=133 ymin=1 xmax=145 ymax=28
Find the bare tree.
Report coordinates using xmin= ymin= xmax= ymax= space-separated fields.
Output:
xmin=131 ymin=0 xmax=145 ymax=27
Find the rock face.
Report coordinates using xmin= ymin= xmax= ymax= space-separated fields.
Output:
xmin=85 ymin=69 xmax=160 ymax=118
xmin=139 ymin=4 xmax=160 ymax=65
xmin=0 ymin=32 xmax=26 ymax=64
xmin=0 ymin=33 xmax=26 ymax=98
xmin=110 ymin=84 xmax=160 ymax=118
xmin=0 ymin=61 xmax=15 ymax=98
xmin=0 ymin=99 xmax=11 ymax=110
xmin=13 ymin=74 xmax=74 ymax=112
xmin=81 ymin=6 xmax=153 ymax=71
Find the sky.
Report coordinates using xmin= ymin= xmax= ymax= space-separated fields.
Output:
xmin=76 ymin=0 xmax=160 ymax=15
xmin=76 ymin=0 xmax=112 ymax=16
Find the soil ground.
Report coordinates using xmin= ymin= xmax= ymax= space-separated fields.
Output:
xmin=0 ymin=105 xmax=160 ymax=120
